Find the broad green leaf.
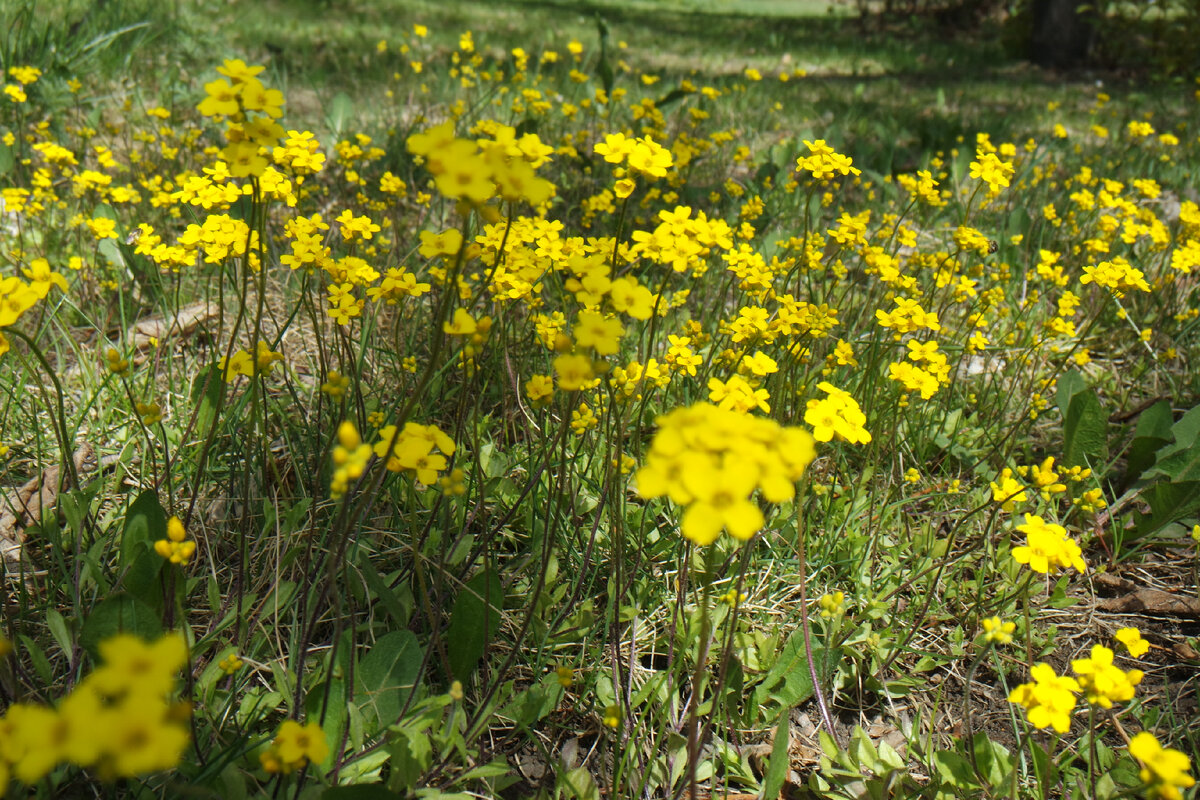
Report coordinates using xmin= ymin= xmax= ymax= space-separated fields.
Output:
xmin=971 ymin=733 xmax=1013 ymax=789
xmin=356 ymin=630 xmax=422 ymax=730
xmin=934 ymin=750 xmax=977 ymax=788
xmin=446 ymin=568 xmax=502 ymax=683
xmin=119 ymin=490 xmax=167 ymax=609
xmin=1124 ymin=400 xmax=1174 ymax=487
xmin=1063 ymin=388 xmax=1107 ymax=468
xmin=1135 ymin=480 xmax=1200 ymax=539
xmin=1055 ymin=368 xmax=1088 ymax=418
xmin=79 ymin=593 xmax=163 ymax=659
xmin=326 ymin=91 xmax=355 ymax=138
xmin=561 ymin=765 xmax=600 ymax=800
xmin=754 ymin=627 xmax=836 ymax=711
xmin=120 ymin=489 xmax=166 ymax=569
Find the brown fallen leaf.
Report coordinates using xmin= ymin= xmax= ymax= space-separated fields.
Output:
xmin=1173 ymin=641 xmax=1200 ymax=661
xmin=127 ymin=300 xmax=219 ymax=351
xmin=1096 ymin=587 xmax=1200 ymax=617
xmin=1 ymin=444 xmax=103 ymax=589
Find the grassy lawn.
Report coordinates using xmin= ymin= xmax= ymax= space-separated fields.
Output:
xmin=0 ymin=0 xmax=1198 ymax=798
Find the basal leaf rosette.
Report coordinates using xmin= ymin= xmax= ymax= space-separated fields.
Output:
xmin=634 ymin=403 xmax=815 ymax=545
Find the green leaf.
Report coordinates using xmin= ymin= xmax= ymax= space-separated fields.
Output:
xmin=654 ymin=88 xmax=688 ymax=108
xmin=759 ymin=712 xmax=793 ymax=800
xmin=322 ymin=786 xmax=403 ymax=799
xmin=120 ymin=490 xmax=166 ymax=568
xmin=46 ymin=609 xmax=73 ymax=658
xmin=356 ymin=630 xmax=422 ymax=730
xmin=934 ymin=750 xmax=978 ymax=788
xmin=754 ymin=627 xmax=836 ymax=711
xmin=446 ymin=568 xmax=502 ymax=683
xmin=1124 ymin=400 xmax=1174 ymax=487
xmin=79 ymin=593 xmax=163 ymax=659
xmin=356 ymin=550 xmax=412 ymax=629
xmin=561 ymin=766 xmax=600 ymax=800
xmin=1142 ymin=434 xmax=1200 ymax=484
xmin=1135 ymin=480 xmax=1200 ymax=538
xmin=191 ymin=364 xmax=224 ymax=433
xmin=1159 ymin=404 xmax=1200 ymax=458
xmin=386 ymin=723 xmax=434 ymax=793
xmin=1063 ymin=387 xmax=1108 ymax=468
xmin=1055 ymin=368 xmax=1088 ymax=418
xmin=0 ymin=141 xmax=14 ymax=176
xmin=119 ymin=490 xmax=166 ymax=608
xmin=459 ymin=759 xmax=513 ymax=781
xmin=593 ymin=14 xmax=613 ymax=96
xmin=326 ymin=91 xmax=355 ymax=138
xmin=971 ymin=733 xmax=1013 ymax=789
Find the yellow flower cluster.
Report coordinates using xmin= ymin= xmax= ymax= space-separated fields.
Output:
xmin=635 ymin=402 xmax=816 ymax=545
xmin=1010 ymin=513 xmax=1086 ymax=575
xmin=259 ymin=720 xmax=329 ymax=774
xmin=1071 ymin=644 xmax=1143 ymax=709
xmin=0 ymin=634 xmax=190 ymax=783
xmin=795 ymin=139 xmax=861 ymax=180
xmin=219 ymin=340 xmax=285 ymax=382
xmin=196 ymin=59 xmax=286 ymax=177
xmin=1008 ymin=662 xmax=1080 ymax=733
xmin=373 ymin=422 xmax=457 ymax=486
xmin=407 ymin=120 xmax=554 ymax=206
xmin=1080 ymin=255 xmax=1151 ymax=295
xmin=1130 ymin=732 xmax=1195 ymax=800
xmin=154 ymin=515 xmax=197 ymax=566
xmin=0 ymin=276 xmax=40 ymax=356
xmin=804 ymin=382 xmax=871 ymax=444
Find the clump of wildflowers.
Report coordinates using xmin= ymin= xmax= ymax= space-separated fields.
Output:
xmin=795 ymin=139 xmax=861 ymax=181
xmin=1080 ymin=256 xmax=1151 ymax=295
xmin=196 ymin=59 xmax=286 ymax=177
xmin=331 ymin=420 xmax=373 ymax=498
xmin=969 ymin=149 xmax=1014 ymax=194
xmin=373 ymin=422 xmax=456 ymax=486
xmin=635 ymin=403 xmax=815 ymax=545
xmin=989 ymin=468 xmax=1027 ymax=512
xmin=408 ymin=120 xmax=554 ymax=206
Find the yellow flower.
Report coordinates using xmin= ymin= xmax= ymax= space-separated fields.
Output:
xmin=635 ymin=403 xmax=815 ymax=546
xmin=989 ymin=469 xmax=1027 ymax=512
xmin=1115 ymin=627 xmax=1150 ymax=658
xmin=261 ymin=720 xmax=329 ymax=773
xmin=1011 ymin=514 xmax=1086 ymax=575
xmin=154 ymin=515 xmax=196 ymax=566
xmin=981 ymin=617 xmax=1015 ymax=645
xmin=1129 ymin=732 xmax=1195 ymax=800
xmin=818 ymin=591 xmax=845 ymax=618
xmin=1008 ymin=663 xmax=1079 ymax=733
xmin=1071 ymin=644 xmax=1142 ymax=709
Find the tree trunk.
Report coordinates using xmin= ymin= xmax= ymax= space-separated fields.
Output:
xmin=1030 ymin=0 xmax=1094 ymax=68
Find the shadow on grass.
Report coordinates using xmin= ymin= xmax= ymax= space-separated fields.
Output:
xmin=215 ymin=0 xmax=1155 ymax=171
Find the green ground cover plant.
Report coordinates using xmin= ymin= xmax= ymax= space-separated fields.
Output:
xmin=0 ymin=0 xmax=1198 ymax=798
